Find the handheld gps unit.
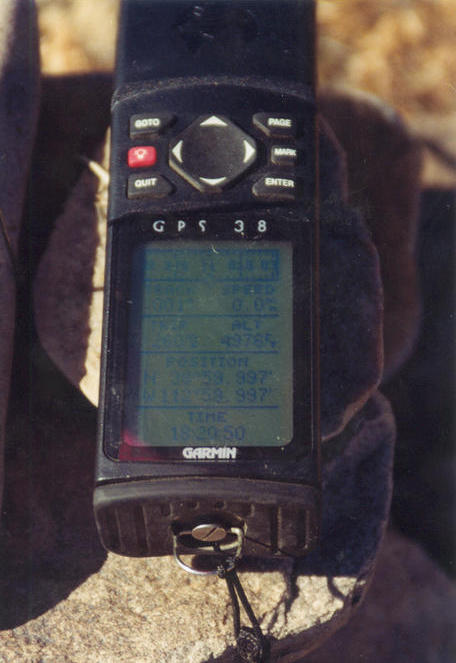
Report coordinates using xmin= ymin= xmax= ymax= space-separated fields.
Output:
xmin=94 ymin=0 xmax=320 ymax=560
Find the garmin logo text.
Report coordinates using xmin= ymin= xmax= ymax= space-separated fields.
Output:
xmin=183 ymin=447 xmax=237 ymax=460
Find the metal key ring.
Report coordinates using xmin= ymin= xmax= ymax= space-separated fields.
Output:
xmin=172 ymin=526 xmax=244 ymax=576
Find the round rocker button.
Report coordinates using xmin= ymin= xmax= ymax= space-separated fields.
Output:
xmin=169 ymin=115 xmax=257 ymax=192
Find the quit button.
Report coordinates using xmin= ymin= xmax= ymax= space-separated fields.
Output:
xmin=127 ymin=174 xmax=173 ymax=199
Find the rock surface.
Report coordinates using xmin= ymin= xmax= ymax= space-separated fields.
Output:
xmin=0 ymin=392 xmax=395 ymax=661
xmin=0 ymin=0 xmax=40 ymax=509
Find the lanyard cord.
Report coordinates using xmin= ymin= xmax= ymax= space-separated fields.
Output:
xmin=172 ymin=521 xmax=270 ymax=660
xmin=217 ymin=557 xmax=269 ymax=663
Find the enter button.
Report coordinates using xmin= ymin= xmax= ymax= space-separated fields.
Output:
xmin=252 ymin=175 xmax=298 ymax=200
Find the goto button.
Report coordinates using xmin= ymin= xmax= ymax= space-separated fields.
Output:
xmin=130 ymin=113 xmax=175 ymax=137
xmin=128 ymin=146 xmax=157 ymax=168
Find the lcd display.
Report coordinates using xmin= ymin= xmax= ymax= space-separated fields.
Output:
xmin=122 ymin=241 xmax=293 ymax=450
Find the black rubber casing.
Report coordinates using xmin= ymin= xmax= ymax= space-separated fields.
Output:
xmin=94 ymin=0 xmax=320 ymax=558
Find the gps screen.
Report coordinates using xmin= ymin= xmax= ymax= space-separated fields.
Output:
xmin=122 ymin=241 xmax=293 ymax=450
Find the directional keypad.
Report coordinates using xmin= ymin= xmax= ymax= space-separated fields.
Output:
xmin=169 ymin=115 xmax=257 ymax=193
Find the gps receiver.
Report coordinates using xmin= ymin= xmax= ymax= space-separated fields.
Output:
xmin=94 ymin=0 xmax=320 ymax=561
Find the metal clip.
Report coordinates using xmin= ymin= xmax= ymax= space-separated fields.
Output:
xmin=172 ymin=524 xmax=244 ymax=576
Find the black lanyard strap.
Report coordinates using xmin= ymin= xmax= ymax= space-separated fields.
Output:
xmin=172 ymin=524 xmax=269 ymax=661
xmin=217 ymin=557 xmax=269 ymax=663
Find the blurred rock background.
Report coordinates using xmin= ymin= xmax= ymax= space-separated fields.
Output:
xmin=36 ymin=0 xmax=456 ymax=187
xmin=37 ymin=0 xmax=118 ymax=73
xmin=35 ymin=0 xmax=456 ymax=113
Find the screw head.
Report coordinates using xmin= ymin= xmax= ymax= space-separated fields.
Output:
xmin=191 ymin=523 xmax=227 ymax=542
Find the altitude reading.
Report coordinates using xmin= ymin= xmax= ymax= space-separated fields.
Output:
xmin=123 ymin=241 xmax=293 ymax=450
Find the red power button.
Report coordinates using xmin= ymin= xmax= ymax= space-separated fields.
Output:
xmin=128 ymin=146 xmax=157 ymax=168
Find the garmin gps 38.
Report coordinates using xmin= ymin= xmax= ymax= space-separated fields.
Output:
xmin=94 ymin=0 xmax=320 ymax=559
